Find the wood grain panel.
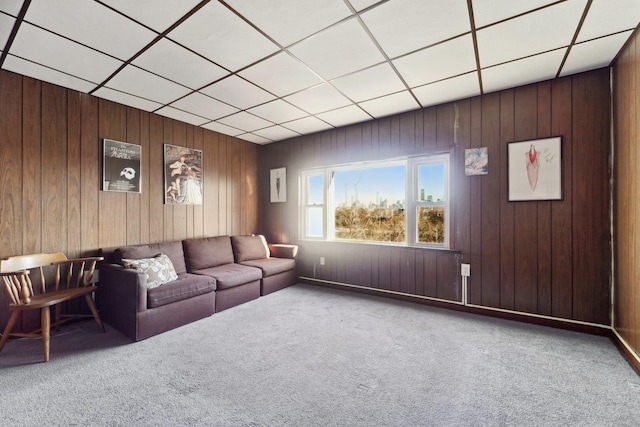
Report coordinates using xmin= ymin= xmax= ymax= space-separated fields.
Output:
xmin=218 ymin=135 xmax=227 ymax=234
xmin=126 ymin=107 xmax=142 ymax=246
xmin=139 ymin=111 xmax=151 ymax=244
xmin=437 ymin=103 xmax=455 ymax=150
xmin=468 ymin=96 xmax=483 ymax=305
xmin=453 ymin=99 xmax=471 ymax=266
xmin=499 ymin=89 xmax=515 ymax=310
xmin=80 ymin=93 xmax=99 ymax=252
xmin=67 ymin=91 xmax=82 ymax=257
xmin=22 ymin=76 xmax=42 ymax=255
xmin=162 ymin=118 xmax=174 ymax=241
xmin=148 ymin=113 xmax=164 ymax=243
xmin=437 ymin=250 xmax=459 ymax=301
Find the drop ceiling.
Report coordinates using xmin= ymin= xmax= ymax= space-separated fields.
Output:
xmin=1 ymin=0 xmax=638 ymax=144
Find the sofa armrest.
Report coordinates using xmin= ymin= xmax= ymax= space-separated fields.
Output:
xmin=99 ymin=263 xmax=148 ymax=313
xmin=268 ymin=244 xmax=298 ymax=259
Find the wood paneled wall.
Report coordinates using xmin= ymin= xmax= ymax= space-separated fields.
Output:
xmin=259 ymin=68 xmax=611 ymax=325
xmin=613 ymin=29 xmax=640 ymax=362
xmin=0 ymin=70 xmax=259 ymax=330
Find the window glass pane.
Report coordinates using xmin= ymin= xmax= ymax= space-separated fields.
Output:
xmin=333 ymin=165 xmax=405 ymax=243
xmin=308 ymin=175 xmax=323 ymax=205
xmin=418 ymin=163 xmax=445 ymax=202
xmin=417 ymin=206 xmax=445 ymax=244
xmin=307 ymin=207 xmax=323 ymax=237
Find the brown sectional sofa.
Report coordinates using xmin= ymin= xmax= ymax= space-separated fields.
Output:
xmin=98 ymin=235 xmax=297 ymax=341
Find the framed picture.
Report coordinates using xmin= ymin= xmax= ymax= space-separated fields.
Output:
xmin=508 ymin=136 xmax=562 ymax=201
xmin=164 ymin=144 xmax=203 ymax=205
xmin=102 ymin=139 xmax=141 ymax=193
xmin=465 ymin=147 xmax=488 ymax=176
xmin=270 ymin=167 xmax=286 ymax=203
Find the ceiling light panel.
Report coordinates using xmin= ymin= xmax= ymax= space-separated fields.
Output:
xmin=253 ymin=125 xmax=300 ymax=141
xmin=105 ymin=65 xmax=191 ymax=105
xmin=24 ymin=0 xmax=157 ymax=61
xmin=330 ymin=63 xmax=406 ymax=102
xmin=99 ymin=0 xmax=202 ymax=33
xmin=289 ymin=18 xmax=385 ymax=80
xmin=284 ymin=83 xmax=352 ymax=114
xmin=170 ymin=92 xmax=238 ymax=120
xmin=577 ymin=0 xmax=640 ymax=42
xmin=316 ymin=104 xmax=372 ymax=127
xmin=238 ymin=52 xmax=323 ymax=97
xmin=237 ymin=133 xmax=272 ymax=144
xmin=561 ymin=31 xmax=633 ymax=76
xmin=471 ymin=0 xmax=559 ymax=28
xmin=358 ymin=91 xmax=420 ymax=118
xmin=476 ymin=0 xmax=588 ymax=68
xmin=200 ymin=75 xmax=276 ymax=110
xmin=393 ymin=34 xmax=477 ymax=88
xmin=3 ymin=55 xmax=97 ymax=93
xmin=283 ymin=116 xmax=334 ymax=134
xmin=482 ymin=49 xmax=566 ymax=93
xmin=155 ymin=106 xmax=208 ymax=126
xmin=248 ymin=99 xmax=307 ymax=123
xmin=0 ymin=14 xmax=15 ymax=48
xmin=225 ymin=0 xmax=352 ymax=47
xmin=132 ymin=38 xmax=228 ymax=89
xmin=412 ymin=72 xmax=480 ymax=108
xmin=168 ymin=1 xmax=279 ymax=72
xmin=361 ymin=0 xmax=470 ymax=59
xmin=0 ymin=0 xmax=24 ymax=16
xmin=10 ymin=23 xmax=123 ymax=84
xmin=201 ymin=121 xmax=244 ymax=137
xmin=217 ymin=112 xmax=274 ymax=133
xmin=93 ymin=87 xmax=163 ymax=112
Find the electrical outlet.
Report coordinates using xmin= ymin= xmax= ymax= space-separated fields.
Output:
xmin=461 ymin=264 xmax=470 ymax=277
xmin=320 ymin=257 xmax=325 ymax=266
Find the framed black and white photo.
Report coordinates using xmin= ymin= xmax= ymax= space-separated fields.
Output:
xmin=102 ymin=139 xmax=141 ymax=193
xmin=270 ymin=167 xmax=286 ymax=203
xmin=164 ymin=144 xmax=203 ymax=205
xmin=508 ymin=136 xmax=562 ymax=201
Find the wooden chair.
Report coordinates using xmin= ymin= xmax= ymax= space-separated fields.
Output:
xmin=0 ymin=253 xmax=105 ymax=362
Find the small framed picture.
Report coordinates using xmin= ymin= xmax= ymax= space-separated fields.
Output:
xmin=508 ymin=136 xmax=562 ymax=201
xmin=164 ymin=144 xmax=203 ymax=205
xmin=102 ymin=139 xmax=141 ymax=193
xmin=465 ymin=147 xmax=488 ymax=176
xmin=270 ymin=167 xmax=286 ymax=203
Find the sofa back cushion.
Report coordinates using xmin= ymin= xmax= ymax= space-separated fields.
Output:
xmin=231 ymin=235 xmax=270 ymax=263
xmin=115 ymin=241 xmax=187 ymax=275
xmin=183 ymin=236 xmax=234 ymax=270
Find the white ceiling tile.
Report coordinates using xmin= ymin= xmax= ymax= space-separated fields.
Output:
xmin=236 ymin=133 xmax=272 ymax=144
xmin=105 ymin=65 xmax=191 ymax=105
xmin=11 ymin=23 xmax=123 ymax=83
xmin=253 ymin=125 xmax=300 ymax=141
xmin=225 ymin=0 xmax=352 ymax=47
xmin=361 ymin=0 xmax=470 ymax=58
xmin=413 ymin=72 xmax=481 ymax=108
xmin=472 ymin=0 xmax=559 ymax=28
xmin=577 ymin=0 xmax=640 ymax=42
xmin=201 ymin=75 xmax=276 ymax=110
xmin=155 ymin=106 xmax=208 ymax=126
xmin=93 ymin=87 xmax=163 ymax=111
xmin=217 ymin=112 xmax=273 ymax=133
xmin=3 ymin=55 xmax=97 ymax=93
xmin=201 ymin=121 xmax=244 ymax=137
xmin=284 ymin=83 xmax=352 ymax=114
xmin=238 ymin=52 xmax=323 ymax=97
xmin=283 ymin=116 xmax=334 ymax=134
xmin=348 ymin=0 xmax=381 ymax=12
xmin=0 ymin=14 xmax=15 ymax=48
xmin=316 ymin=105 xmax=372 ymax=127
xmin=168 ymin=1 xmax=279 ymax=71
xmin=561 ymin=31 xmax=633 ymax=76
xmin=99 ymin=0 xmax=202 ymax=33
xmin=0 ymin=0 xmax=24 ymax=16
xmin=133 ymin=38 xmax=228 ymax=89
xmin=289 ymin=18 xmax=385 ymax=80
xmin=482 ymin=49 xmax=566 ymax=93
xmin=24 ymin=0 xmax=156 ymax=61
xmin=358 ymin=90 xmax=420 ymax=118
xmin=248 ymin=99 xmax=307 ymax=123
xmin=331 ymin=63 xmax=406 ymax=102
xmin=393 ymin=34 xmax=477 ymax=88
xmin=477 ymin=0 xmax=587 ymax=68
xmin=170 ymin=92 xmax=238 ymax=120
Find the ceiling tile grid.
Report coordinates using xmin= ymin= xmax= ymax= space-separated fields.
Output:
xmin=1 ymin=0 xmax=638 ymax=144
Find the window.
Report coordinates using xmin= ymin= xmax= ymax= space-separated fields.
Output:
xmin=300 ymin=154 xmax=450 ymax=248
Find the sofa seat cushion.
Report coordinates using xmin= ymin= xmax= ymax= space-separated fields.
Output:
xmin=183 ymin=236 xmax=234 ymax=270
xmin=239 ymin=257 xmax=296 ymax=278
xmin=193 ymin=263 xmax=262 ymax=290
xmin=147 ymin=273 xmax=216 ymax=309
xmin=115 ymin=241 xmax=187 ymax=275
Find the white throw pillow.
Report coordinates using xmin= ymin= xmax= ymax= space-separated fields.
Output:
xmin=122 ymin=253 xmax=178 ymax=289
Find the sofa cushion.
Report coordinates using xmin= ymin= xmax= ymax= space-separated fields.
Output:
xmin=115 ymin=241 xmax=187 ymax=275
xmin=122 ymin=253 xmax=178 ymax=289
xmin=183 ymin=236 xmax=234 ymax=270
xmin=147 ymin=273 xmax=216 ymax=308
xmin=239 ymin=257 xmax=296 ymax=277
xmin=192 ymin=263 xmax=262 ymax=290
xmin=231 ymin=235 xmax=270 ymax=262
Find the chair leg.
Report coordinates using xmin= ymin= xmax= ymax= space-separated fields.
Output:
xmin=41 ymin=307 xmax=50 ymax=362
xmin=0 ymin=311 xmax=20 ymax=355
xmin=84 ymin=294 xmax=105 ymax=332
